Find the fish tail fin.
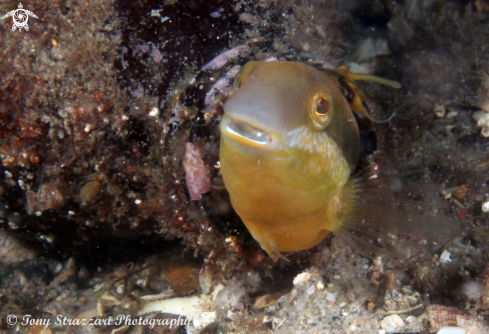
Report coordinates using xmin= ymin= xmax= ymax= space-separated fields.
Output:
xmin=333 ymin=163 xmax=462 ymax=258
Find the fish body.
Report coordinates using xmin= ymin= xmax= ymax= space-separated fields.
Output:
xmin=219 ymin=61 xmax=459 ymax=259
xmin=220 ymin=61 xmax=365 ymax=257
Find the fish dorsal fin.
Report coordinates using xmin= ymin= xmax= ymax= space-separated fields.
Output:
xmin=337 ymin=66 xmax=401 ymax=88
xmin=336 ymin=66 xmax=400 ymax=124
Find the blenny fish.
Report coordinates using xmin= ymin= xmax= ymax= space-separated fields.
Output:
xmin=219 ymin=61 xmax=457 ymax=258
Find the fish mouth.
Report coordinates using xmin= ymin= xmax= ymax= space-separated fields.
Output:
xmin=220 ymin=115 xmax=279 ymax=150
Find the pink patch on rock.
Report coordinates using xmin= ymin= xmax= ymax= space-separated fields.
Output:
xmin=150 ymin=48 xmax=163 ymax=63
xmin=202 ymin=45 xmax=251 ymax=71
xmin=184 ymin=143 xmax=211 ymax=200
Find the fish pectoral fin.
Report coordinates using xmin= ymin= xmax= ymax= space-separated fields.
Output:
xmin=334 ymin=163 xmax=461 ymax=258
xmin=244 ymin=220 xmax=289 ymax=261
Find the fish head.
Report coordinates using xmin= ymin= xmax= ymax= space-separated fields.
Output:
xmin=220 ymin=61 xmax=360 ymax=192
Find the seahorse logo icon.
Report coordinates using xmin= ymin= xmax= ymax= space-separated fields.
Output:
xmin=3 ymin=3 xmax=38 ymax=32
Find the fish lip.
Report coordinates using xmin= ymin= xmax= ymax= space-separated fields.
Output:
xmin=220 ymin=115 xmax=279 ymax=150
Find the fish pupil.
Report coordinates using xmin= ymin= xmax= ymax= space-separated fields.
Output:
xmin=316 ymin=98 xmax=330 ymax=115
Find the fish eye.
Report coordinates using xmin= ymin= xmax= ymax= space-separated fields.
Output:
xmin=309 ymin=92 xmax=333 ymax=130
xmin=315 ymin=98 xmax=330 ymax=115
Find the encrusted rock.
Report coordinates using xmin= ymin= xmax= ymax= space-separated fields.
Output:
xmin=426 ymin=305 xmax=461 ymax=330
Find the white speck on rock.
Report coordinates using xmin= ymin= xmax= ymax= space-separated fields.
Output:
xmin=437 ymin=327 xmax=466 ymax=334
xmin=440 ymin=250 xmax=451 ymax=263
xmin=434 ymin=105 xmax=446 ymax=118
xmin=150 ymin=9 xmax=162 ymax=17
xmin=326 ymin=293 xmax=336 ymax=302
xmin=446 ymin=110 xmax=459 ymax=119
xmin=482 ymin=201 xmax=489 ymax=213
xmin=474 ymin=111 xmax=489 ymax=137
xmin=472 ymin=110 xmax=486 ymax=122
xmin=462 ymin=281 xmax=484 ymax=300
xmin=381 ymin=314 xmax=405 ymax=332
xmin=293 ymin=272 xmax=311 ymax=286
xmin=149 ymin=107 xmax=160 ymax=117
xmin=306 ymin=285 xmax=316 ymax=296
xmin=192 ymin=312 xmax=216 ymax=329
